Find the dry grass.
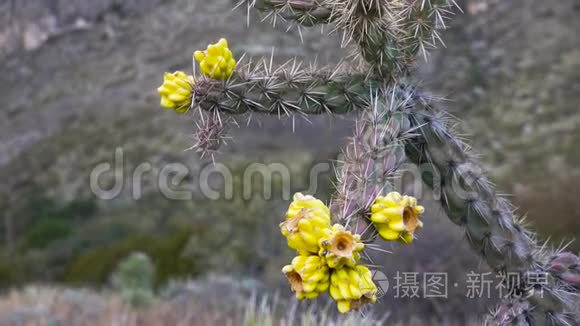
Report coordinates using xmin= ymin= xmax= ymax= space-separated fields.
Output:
xmin=0 ymin=275 xmax=487 ymax=325
xmin=0 ymin=277 xmax=387 ymax=326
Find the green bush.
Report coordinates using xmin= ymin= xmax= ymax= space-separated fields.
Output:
xmin=112 ymin=252 xmax=156 ymax=307
xmin=65 ymin=230 xmax=199 ymax=287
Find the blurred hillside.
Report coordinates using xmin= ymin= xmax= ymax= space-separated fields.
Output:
xmin=0 ymin=0 xmax=578 ymax=323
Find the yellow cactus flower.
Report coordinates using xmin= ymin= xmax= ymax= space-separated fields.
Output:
xmin=157 ymin=71 xmax=194 ymax=113
xmin=318 ymin=224 xmax=365 ymax=268
xmin=370 ymin=192 xmax=424 ymax=243
xmin=194 ymin=38 xmax=236 ymax=80
xmin=282 ymin=255 xmax=331 ymax=300
xmin=280 ymin=193 xmax=332 ymax=255
xmin=329 ymin=265 xmax=378 ymax=313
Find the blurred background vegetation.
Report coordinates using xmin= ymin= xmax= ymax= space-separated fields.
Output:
xmin=0 ymin=0 xmax=578 ymax=324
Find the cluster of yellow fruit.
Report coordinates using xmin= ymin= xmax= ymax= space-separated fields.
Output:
xmin=280 ymin=192 xmax=425 ymax=313
xmin=194 ymin=38 xmax=237 ymax=81
xmin=280 ymin=193 xmax=377 ymax=313
xmin=157 ymin=71 xmax=194 ymax=113
xmin=157 ymin=38 xmax=237 ymax=113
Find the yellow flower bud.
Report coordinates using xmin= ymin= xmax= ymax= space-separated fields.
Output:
xmin=194 ymin=38 xmax=237 ymax=80
xmin=329 ymin=265 xmax=377 ymax=313
xmin=370 ymin=192 xmax=424 ymax=243
xmin=280 ymin=193 xmax=332 ymax=255
xmin=157 ymin=71 xmax=194 ymax=113
xmin=318 ymin=224 xmax=364 ymax=268
xmin=282 ymin=255 xmax=330 ymax=300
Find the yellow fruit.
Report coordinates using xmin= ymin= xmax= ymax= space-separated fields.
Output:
xmin=318 ymin=224 xmax=365 ymax=268
xmin=157 ymin=71 xmax=194 ymax=113
xmin=329 ymin=265 xmax=377 ymax=313
xmin=282 ymin=255 xmax=331 ymax=300
xmin=370 ymin=192 xmax=424 ymax=243
xmin=280 ymin=193 xmax=331 ymax=255
xmin=194 ymin=38 xmax=236 ymax=80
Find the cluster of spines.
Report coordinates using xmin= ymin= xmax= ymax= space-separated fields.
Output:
xmin=189 ymin=110 xmax=231 ymax=158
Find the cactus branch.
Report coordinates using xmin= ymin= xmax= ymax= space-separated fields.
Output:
xmin=192 ymin=59 xmax=377 ymax=116
xmin=398 ymin=85 xmax=579 ymax=324
xmin=330 ymin=87 xmax=412 ymax=233
xmin=189 ymin=59 xmax=378 ymax=156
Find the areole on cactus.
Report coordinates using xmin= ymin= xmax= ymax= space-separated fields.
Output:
xmin=155 ymin=0 xmax=580 ymax=323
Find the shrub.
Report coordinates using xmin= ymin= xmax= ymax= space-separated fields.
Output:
xmin=65 ymin=230 xmax=198 ymax=287
xmin=112 ymin=252 xmax=155 ymax=307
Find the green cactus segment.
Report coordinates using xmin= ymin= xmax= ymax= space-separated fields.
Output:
xmin=192 ymin=61 xmax=377 ymax=115
xmin=400 ymin=89 xmax=535 ymax=273
xmin=240 ymin=0 xmax=333 ymax=27
xmin=394 ymin=85 xmax=578 ymax=324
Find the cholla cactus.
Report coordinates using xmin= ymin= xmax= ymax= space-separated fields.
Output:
xmin=155 ymin=0 xmax=579 ymax=322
